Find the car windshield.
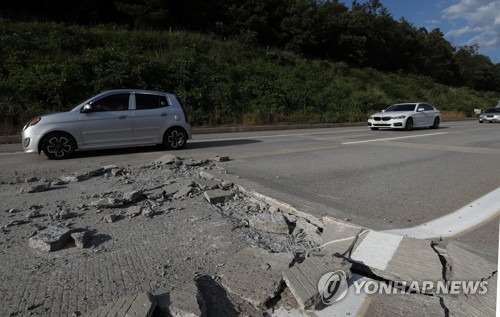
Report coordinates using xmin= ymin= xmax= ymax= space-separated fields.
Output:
xmin=485 ymin=108 xmax=500 ymax=113
xmin=385 ymin=104 xmax=417 ymax=112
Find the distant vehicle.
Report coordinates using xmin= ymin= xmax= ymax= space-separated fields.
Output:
xmin=367 ymin=102 xmax=441 ymax=131
xmin=478 ymin=108 xmax=500 ymax=123
xmin=22 ymin=89 xmax=192 ymax=159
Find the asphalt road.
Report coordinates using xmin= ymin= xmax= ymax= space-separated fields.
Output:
xmin=1 ymin=121 xmax=498 ymax=262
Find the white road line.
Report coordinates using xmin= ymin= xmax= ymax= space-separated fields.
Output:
xmin=0 ymin=152 xmax=24 ymax=156
xmin=351 ymin=231 xmax=403 ymax=270
xmin=341 ymin=132 xmax=448 ymax=145
xmin=191 ymin=129 xmax=367 ymax=143
xmin=384 ymin=186 xmax=500 ymax=239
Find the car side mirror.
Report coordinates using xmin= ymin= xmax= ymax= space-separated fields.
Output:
xmin=81 ymin=104 xmax=93 ymax=113
xmin=417 ymin=108 xmax=425 ymax=112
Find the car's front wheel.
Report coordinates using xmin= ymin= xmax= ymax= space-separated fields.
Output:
xmin=41 ymin=132 xmax=76 ymax=160
xmin=430 ymin=117 xmax=440 ymax=129
xmin=163 ymin=128 xmax=187 ymax=150
xmin=404 ymin=118 xmax=414 ymax=131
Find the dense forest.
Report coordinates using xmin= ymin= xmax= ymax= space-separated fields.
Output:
xmin=0 ymin=0 xmax=499 ymax=131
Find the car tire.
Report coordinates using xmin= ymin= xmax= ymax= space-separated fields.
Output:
xmin=479 ymin=120 xmax=483 ymax=123
xmin=430 ymin=117 xmax=440 ymax=129
xmin=404 ymin=118 xmax=414 ymax=131
xmin=41 ymin=132 xmax=76 ymax=160
xmin=163 ymin=128 xmax=187 ymax=150
xmin=370 ymin=127 xmax=379 ymax=130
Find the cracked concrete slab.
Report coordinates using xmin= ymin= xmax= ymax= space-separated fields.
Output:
xmin=85 ymin=292 xmax=156 ymax=317
xmin=349 ymin=231 xmax=444 ymax=293
xmin=28 ymin=225 xmax=73 ymax=252
xmin=248 ymin=212 xmax=289 ymax=234
xmin=156 ymin=284 xmax=206 ymax=317
xmin=282 ymin=256 xmax=351 ymax=310
xmin=443 ymin=243 xmax=497 ymax=317
xmin=203 ymin=189 xmax=234 ymax=204
xmin=220 ymin=247 xmax=293 ymax=309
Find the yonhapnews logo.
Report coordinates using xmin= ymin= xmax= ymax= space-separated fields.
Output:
xmin=317 ymin=270 xmax=489 ymax=307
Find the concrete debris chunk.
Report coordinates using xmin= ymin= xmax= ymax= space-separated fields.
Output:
xmin=58 ymin=209 xmax=71 ymax=220
xmin=220 ymin=247 xmax=293 ymax=309
xmin=123 ymin=190 xmax=143 ymax=202
xmin=103 ymin=214 xmax=117 ymax=223
xmin=294 ymin=218 xmax=323 ymax=245
xmin=156 ymin=284 xmax=207 ymax=317
xmin=248 ymin=212 xmax=289 ymax=234
xmin=125 ymin=206 xmax=142 ymax=218
xmin=211 ymin=155 xmax=230 ymax=162
xmin=102 ymin=164 xmax=118 ymax=173
xmin=163 ymin=183 xmax=185 ymax=197
xmin=26 ymin=209 xmax=41 ymax=218
xmin=85 ymin=292 xmax=156 ymax=317
xmin=84 ymin=168 xmax=105 ymax=178
xmin=173 ymin=186 xmax=192 ymax=199
xmin=71 ymin=231 xmax=89 ymax=249
xmin=141 ymin=208 xmax=155 ymax=218
xmin=29 ymin=225 xmax=73 ymax=252
xmin=155 ymin=154 xmax=177 ymax=165
xmin=185 ymin=159 xmax=207 ymax=167
xmin=59 ymin=174 xmax=85 ymax=183
xmin=90 ymin=197 xmax=124 ymax=208
xmin=283 ymin=213 xmax=297 ymax=224
xmin=144 ymin=188 xmax=164 ymax=200
xmin=111 ymin=168 xmax=124 ymax=176
xmin=21 ymin=182 xmax=51 ymax=193
xmin=204 ymin=189 xmax=234 ymax=204
xmin=195 ymin=179 xmax=222 ymax=190
xmin=282 ymin=256 xmax=351 ymax=310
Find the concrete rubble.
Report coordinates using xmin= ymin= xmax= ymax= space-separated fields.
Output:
xmin=85 ymin=292 xmax=156 ymax=317
xmin=1 ymin=158 xmax=497 ymax=317
xmin=156 ymin=284 xmax=207 ymax=317
xmin=203 ymin=189 xmax=234 ymax=204
xmin=21 ymin=181 xmax=51 ymax=193
xmin=282 ymin=256 xmax=352 ymax=310
xmin=248 ymin=211 xmax=290 ymax=234
xmin=29 ymin=225 xmax=74 ymax=252
xmin=220 ymin=247 xmax=294 ymax=309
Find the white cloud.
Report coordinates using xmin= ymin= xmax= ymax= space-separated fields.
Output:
xmin=442 ymin=0 xmax=500 ymax=50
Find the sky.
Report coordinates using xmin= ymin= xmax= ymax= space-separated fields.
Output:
xmin=350 ymin=0 xmax=500 ymax=63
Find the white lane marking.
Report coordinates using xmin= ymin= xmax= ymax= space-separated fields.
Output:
xmin=350 ymin=231 xmax=403 ymax=270
xmin=384 ymin=186 xmax=500 ymax=239
xmin=191 ymin=129 xmax=367 ymax=143
xmin=341 ymin=132 xmax=448 ymax=145
xmin=0 ymin=152 xmax=24 ymax=156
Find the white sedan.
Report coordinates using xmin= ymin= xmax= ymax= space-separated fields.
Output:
xmin=367 ymin=102 xmax=441 ymax=131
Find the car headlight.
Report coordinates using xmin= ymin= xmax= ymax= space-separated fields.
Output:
xmin=393 ymin=115 xmax=406 ymax=119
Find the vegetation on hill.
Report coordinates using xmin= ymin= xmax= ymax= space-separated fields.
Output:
xmin=0 ymin=0 xmax=499 ymax=132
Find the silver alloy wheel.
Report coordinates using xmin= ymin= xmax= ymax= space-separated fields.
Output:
xmin=165 ymin=129 xmax=186 ymax=150
xmin=45 ymin=135 xmax=73 ymax=158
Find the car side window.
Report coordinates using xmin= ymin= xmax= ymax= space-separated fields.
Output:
xmin=92 ymin=94 xmax=130 ymax=111
xmin=422 ymin=104 xmax=433 ymax=111
xmin=135 ymin=94 xmax=170 ymax=110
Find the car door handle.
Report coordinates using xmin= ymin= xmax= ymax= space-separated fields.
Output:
xmin=118 ymin=115 xmax=127 ymax=119
xmin=160 ymin=113 xmax=168 ymax=117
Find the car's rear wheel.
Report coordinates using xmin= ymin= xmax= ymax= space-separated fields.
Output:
xmin=370 ymin=127 xmax=379 ymax=130
xmin=430 ymin=117 xmax=440 ymax=129
xmin=163 ymin=128 xmax=187 ymax=150
xmin=404 ymin=118 xmax=414 ymax=131
xmin=41 ymin=132 xmax=76 ymax=160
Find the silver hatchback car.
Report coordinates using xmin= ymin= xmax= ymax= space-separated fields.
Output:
xmin=22 ymin=89 xmax=192 ymax=159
